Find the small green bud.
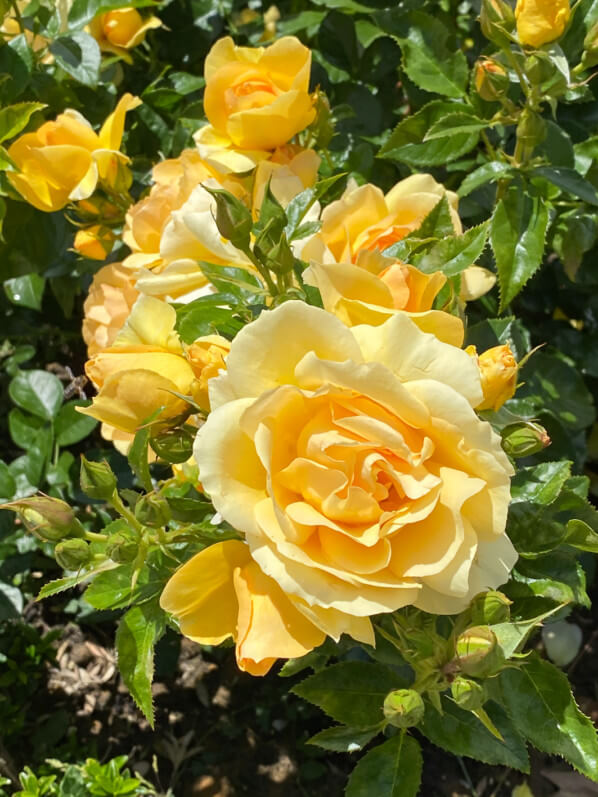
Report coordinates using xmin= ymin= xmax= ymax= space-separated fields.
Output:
xmin=203 ymin=186 xmax=252 ymax=250
xmin=470 ymin=590 xmax=512 ymax=625
xmin=55 ymin=538 xmax=92 ymax=570
xmin=455 ymin=626 xmax=505 ymax=678
xmin=479 ymin=0 xmax=515 ymax=46
xmin=516 ymin=109 xmax=546 ymax=158
xmin=525 ymin=54 xmax=567 ymax=97
xmin=501 ymin=422 xmax=550 ymax=458
xmin=382 ymin=689 xmax=425 ymax=728
xmin=134 ymin=494 xmax=170 ymax=527
xmin=106 ymin=532 xmax=138 ymax=563
xmin=451 ymin=677 xmax=486 ymax=711
xmin=80 ymin=456 xmax=117 ymax=500
xmin=0 ymin=496 xmax=84 ymax=541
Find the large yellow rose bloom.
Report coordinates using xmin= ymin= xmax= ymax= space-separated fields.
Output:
xmin=203 ymin=36 xmax=315 ymax=152
xmin=194 ymin=302 xmax=516 ymax=628
xmin=515 ymin=0 xmax=570 ymax=47
xmin=160 ymin=540 xmax=328 ymax=675
xmin=8 ymin=94 xmax=140 ymax=212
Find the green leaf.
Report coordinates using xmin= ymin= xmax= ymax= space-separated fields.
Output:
xmin=54 ymin=400 xmax=98 ymax=447
xmin=509 ymin=552 xmax=590 ymax=608
xmin=379 ymin=100 xmax=479 ymax=167
xmin=491 ymin=605 xmax=562 ymax=659
xmin=458 ymin=161 xmax=512 ymax=198
xmin=0 ymin=102 xmax=45 ymax=144
xmin=465 ymin=316 xmax=530 ymax=360
xmin=8 ymin=408 xmax=45 ymax=450
xmin=499 ymin=655 xmax=598 ymax=780
xmin=4 ymin=274 xmax=45 ymax=310
xmin=37 ymin=561 xmax=119 ymax=599
xmin=9 ymin=370 xmax=63 ymax=421
xmin=491 ymin=187 xmax=549 ymax=311
xmin=415 ymin=221 xmax=489 ymax=277
xmin=424 ymin=112 xmax=487 ymax=141
xmin=50 ymin=32 xmax=101 ymax=87
xmin=0 ymin=460 xmax=16 ymax=498
xmin=116 ymin=601 xmax=166 ymax=727
xmin=518 ymin=351 xmax=595 ymax=431
xmin=420 ymin=698 xmax=530 ymax=772
xmin=128 ymin=424 xmax=153 ymax=492
xmin=292 ymin=661 xmax=407 ymax=728
xmin=395 ymin=12 xmax=468 ymax=98
xmin=412 ymin=195 xmax=455 ymax=239
xmin=175 ymin=299 xmax=243 ymax=344
xmin=0 ymin=582 xmax=23 ymax=621
xmin=533 ymin=166 xmax=598 ymax=206
xmin=510 ymin=461 xmax=572 ymax=505
xmin=345 ymin=734 xmax=422 ymax=797
xmin=309 ymin=725 xmax=380 ymax=753
xmin=565 ymin=519 xmax=598 ymax=553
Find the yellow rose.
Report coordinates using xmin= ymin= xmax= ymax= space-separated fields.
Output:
xmin=186 ymin=335 xmax=232 ymax=410
xmin=88 ymin=8 xmax=161 ymax=60
xmin=252 ymin=145 xmax=320 ymax=215
xmin=304 ymin=254 xmax=464 ymax=347
xmin=202 ymin=36 xmax=315 ymax=152
xmin=74 ymin=224 xmax=116 ymax=260
xmin=160 ymin=539 xmax=327 ymax=675
xmin=301 ymin=174 xmax=462 ymax=263
xmin=82 ymin=263 xmax=139 ymax=357
xmin=8 ymin=94 xmax=140 ymax=212
xmin=474 ymin=59 xmax=508 ymax=101
xmin=122 ymin=149 xmax=211 ymax=271
xmin=122 ymin=149 xmax=249 ymax=301
xmin=515 ymin=0 xmax=570 ymax=47
xmin=79 ymin=296 xmax=195 ymax=433
xmin=467 ymin=344 xmax=518 ymax=411
xmin=194 ymin=302 xmax=516 ymax=628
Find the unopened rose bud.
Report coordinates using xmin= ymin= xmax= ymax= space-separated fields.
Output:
xmin=475 ymin=59 xmax=509 ymax=101
xmin=0 ymin=496 xmax=84 ymax=541
xmin=106 ymin=532 xmax=138 ymax=563
xmin=134 ymin=494 xmax=170 ymax=527
xmin=501 ymin=421 xmax=550 ymax=458
xmin=383 ymin=689 xmax=425 ymax=728
xmin=203 ymin=186 xmax=252 ymax=250
xmin=456 ymin=626 xmax=505 ymax=678
xmin=80 ymin=456 xmax=117 ymax=500
xmin=55 ymin=538 xmax=92 ymax=570
xmin=467 ymin=344 xmax=518 ymax=412
xmin=480 ymin=0 xmax=515 ymax=45
xmin=74 ymin=225 xmax=116 ymax=261
xmin=451 ymin=677 xmax=486 ymax=711
xmin=77 ymin=196 xmax=121 ymax=220
xmin=470 ymin=590 xmax=512 ymax=625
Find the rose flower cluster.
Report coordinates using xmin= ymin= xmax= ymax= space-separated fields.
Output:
xmin=9 ymin=34 xmax=522 ymax=676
